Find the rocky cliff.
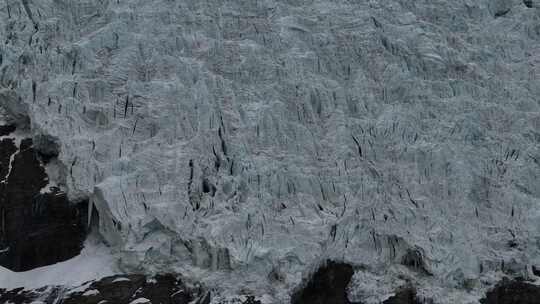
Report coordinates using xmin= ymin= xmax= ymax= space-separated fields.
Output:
xmin=0 ymin=125 xmax=88 ymax=272
xmin=1 ymin=0 xmax=540 ymax=303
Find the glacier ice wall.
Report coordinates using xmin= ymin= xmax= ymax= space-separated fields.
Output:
xmin=1 ymin=0 xmax=539 ymax=302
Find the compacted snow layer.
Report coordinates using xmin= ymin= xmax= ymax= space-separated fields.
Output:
xmin=0 ymin=0 xmax=540 ymax=302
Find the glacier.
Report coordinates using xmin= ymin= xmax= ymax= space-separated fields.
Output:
xmin=0 ymin=0 xmax=540 ymax=303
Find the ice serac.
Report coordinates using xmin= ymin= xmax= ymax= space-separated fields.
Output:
xmin=0 ymin=0 xmax=539 ymax=302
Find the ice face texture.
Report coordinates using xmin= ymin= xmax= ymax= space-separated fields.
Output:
xmin=1 ymin=0 xmax=539 ymax=302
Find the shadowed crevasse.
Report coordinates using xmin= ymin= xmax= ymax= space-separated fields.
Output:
xmin=0 ymin=126 xmax=88 ymax=271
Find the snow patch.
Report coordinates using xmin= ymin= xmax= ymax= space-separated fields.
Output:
xmin=0 ymin=129 xmax=35 ymax=184
xmin=82 ymin=289 xmax=100 ymax=296
xmin=0 ymin=236 xmax=117 ymax=290
xmin=112 ymin=277 xmax=131 ymax=283
xmin=129 ymin=298 xmax=151 ymax=304
xmin=0 ymin=147 xmax=19 ymax=184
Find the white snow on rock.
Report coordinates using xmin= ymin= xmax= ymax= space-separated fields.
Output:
xmin=129 ymin=298 xmax=151 ymax=304
xmin=0 ymin=237 xmax=117 ymax=290
xmin=0 ymin=0 xmax=539 ymax=303
xmin=82 ymin=289 xmax=100 ymax=297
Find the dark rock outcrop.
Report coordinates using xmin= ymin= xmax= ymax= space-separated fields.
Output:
xmin=480 ymin=278 xmax=540 ymax=304
xmin=291 ymin=260 xmax=359 ymax=304
xmin=290 ymin=260 xmax=426 ymax=304
xmin=0 ymin=138 xmax=17 ymax=179
xmin=33 ymin=134 xmax=61 ymax=164
xmin=0 ymin=124 xmax=16 ymax=136
xmin=63 ymin=274 xmax=194 ymax=304
xmin=383 ymin=288 xmax=422 ymax=304
xmin=532 ymin=265 xmax=540 ymax=277
xmin=0 ymin=126 xmax=88 ymax=271
xmin=0 ymin=274 xmax=198 ymax=304
xmin=0 ymin=286 xmax=63 ymax=304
